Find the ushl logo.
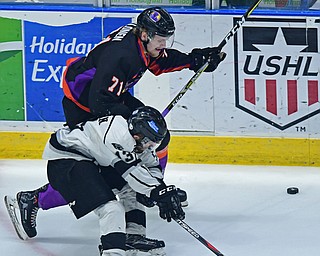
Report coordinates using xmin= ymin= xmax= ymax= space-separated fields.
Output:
xmin=234 ymin=18 xmax=319 ymax=130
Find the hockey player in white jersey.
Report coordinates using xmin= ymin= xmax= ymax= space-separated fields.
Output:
xmin=6 ymin=106 xmax=185 ymax=256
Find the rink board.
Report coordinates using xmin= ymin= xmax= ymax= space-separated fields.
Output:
xmin=0 ymin=132 xmax=319 ymax=166
xmin=0 ymin=6 xmax=320 ymax=166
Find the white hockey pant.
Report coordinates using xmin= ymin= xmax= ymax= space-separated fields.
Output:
xmin=116 ymin=184 xmax=146 ymax=236
xmin=94 ymin=200 xmax=126 ymax=256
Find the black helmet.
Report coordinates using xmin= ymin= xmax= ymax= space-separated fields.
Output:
xmin=128 ymin=106 xmax=167 ymax=143
xmin=137 ymin=7 xmax=175 ymax=38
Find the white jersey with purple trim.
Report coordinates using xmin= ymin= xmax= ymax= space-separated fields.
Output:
xmin=42 ymin=115 xmax=163 ymax=197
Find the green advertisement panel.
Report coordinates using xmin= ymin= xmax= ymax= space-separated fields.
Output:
xmin=0 ymin=17 xmax=24 ymax=120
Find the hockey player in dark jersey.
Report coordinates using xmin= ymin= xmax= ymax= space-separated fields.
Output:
xmin=4 ymin=6 xmax=225 ymax=252
xmin=61 ymin=6 xmax=225 ymax=170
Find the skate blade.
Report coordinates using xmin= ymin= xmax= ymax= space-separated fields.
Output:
xmin=4 ymin=195 xmax=29 ymax=240
xmin=126 ymin=248 xmax=166 ymax=256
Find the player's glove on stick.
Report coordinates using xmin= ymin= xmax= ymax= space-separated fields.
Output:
xmin=136 ymin=193 xmax=156 ymax=208
xmin=150 ymin=184 xmax=185 ymax=222
xmin=190 ymin=47 xmax=226 ymax=72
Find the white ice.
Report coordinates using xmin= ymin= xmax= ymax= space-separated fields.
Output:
xmin=1 ymin=159 xmax=320 ymax=256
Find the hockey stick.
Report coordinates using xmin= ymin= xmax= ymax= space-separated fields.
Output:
xmin=161 ymin=0 xmax=262 ymax=117
xmin=174 ymin=218 xmax=224 ymax=256
xmin=216 ymin=0 xmax=262 ymax=50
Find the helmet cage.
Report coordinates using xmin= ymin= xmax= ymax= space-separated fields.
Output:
xmin=137 ymin=135 xmax=162 ymax=151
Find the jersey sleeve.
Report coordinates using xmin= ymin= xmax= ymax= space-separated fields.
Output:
xmin=111 ymin=158 xmax=162 ymax=197
xmin=148 ymin=48 xmax=193 ymax=76
xmin=138 ymin=149 xmax=163 ymax=180
xmin=109 ymin=148 xmax=163 ymax=196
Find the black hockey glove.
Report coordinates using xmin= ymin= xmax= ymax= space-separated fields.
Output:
xmin=150 ymin=184 xmax=185 ymax=222
xmin=190 ymin=47 xmax=226 ymax=72
xmin=136 ymin=193 xmax=156 ymax=208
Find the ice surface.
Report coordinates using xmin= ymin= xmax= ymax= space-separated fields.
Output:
xmin=1 ymin=160 xmax=320 ymax=256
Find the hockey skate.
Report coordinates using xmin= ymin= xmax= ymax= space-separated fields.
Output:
xmin=4 ymin=189 xmax=40 ymax=240
xmin=4 ymin=195 xmax=29 ymax=240
xmin=125 ymin=234 xmax=166 ymax=256
xmin=98 ymin=234 xmax=166 ymax=256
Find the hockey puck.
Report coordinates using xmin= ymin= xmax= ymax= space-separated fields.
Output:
xmin=287 ymin=187 xmax=299 ymax=194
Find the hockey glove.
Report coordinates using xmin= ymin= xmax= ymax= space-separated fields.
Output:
xmin=136 ymin=193 xmax=156 ymax=208
xmin=150 ymin=184 xmax=185 ymax=222
xmin=190 ymin=47 xmax=226 ymax=72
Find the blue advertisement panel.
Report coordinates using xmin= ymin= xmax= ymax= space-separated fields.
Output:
xmin=24 ymin=17 xmax=131 ymax=122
